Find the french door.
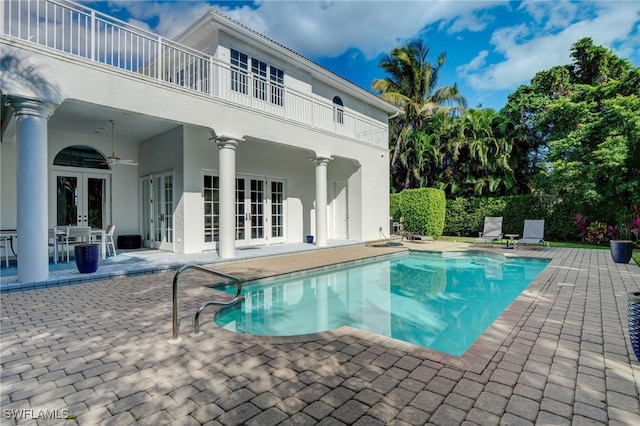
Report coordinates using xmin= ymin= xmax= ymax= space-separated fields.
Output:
xmin=141 ymin=172 xmax=174 ymax=250
xmin=53 ymin=171 xmax=110 ymax=229
xmin=235 ymin=175 xmax=285 ymax=247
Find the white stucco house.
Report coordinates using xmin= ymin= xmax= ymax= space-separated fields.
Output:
xmin=0 ymin=0 xmax=401 ymax=283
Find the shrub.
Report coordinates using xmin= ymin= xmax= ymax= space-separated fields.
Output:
xmin=399 ymin=188 xmax=446 ymax=237
xmin=586 ymin=221 xmax=608 ymax=245
xmin=443 ymin=194 xmax=576 ymax=241
xmin=389 ymin=193 xmax=402 ymax=222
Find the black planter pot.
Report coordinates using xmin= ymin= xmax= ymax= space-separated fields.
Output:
xmin=628 ymin=292 xmax=640 ymax=361
xmin=610 ymin=240 xmax=634 ymax=264
xmin=75 ymin=244 xmax=100 ymax=273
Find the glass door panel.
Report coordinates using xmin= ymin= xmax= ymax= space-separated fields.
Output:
xmin=235 ymin=178 xmax=246 ymax=242
xmin=153 ymin=177 xmax=163 ymax=245
xmin=141 ymin=177 xmax=152 ymax=247
xmin=203 ymin=174 xmax=220 ymax=244
xmin=87 ymin=177 xmax=106 ymax=229
xmin=56 ymin=175 xmax=79 ymax=226
xmin=141 ymin=172 xmax=174 ymax=250
xmin=55 ymin=172 xmax=109 ymax=229
xmin=250 ymin=179 xmax=265 ymax=240
xmin=270 ymin=180 xmax=285 ymax=244
xmin=161 ymin=175 xmax=174 ymax=250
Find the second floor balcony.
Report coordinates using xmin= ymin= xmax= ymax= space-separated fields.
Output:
xmin=1 ymin=0 xmax=393 ymax=148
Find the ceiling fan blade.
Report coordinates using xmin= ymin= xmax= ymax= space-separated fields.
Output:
xmin=107 ymin=120 xmax=138 ymax=166
xmin=116 ymin=159 xmax=138 ymax=166
xmin=107 ymin=157 xmax=138 ymax=166
xmin=86 ymin=158 xmax=108 ymax=164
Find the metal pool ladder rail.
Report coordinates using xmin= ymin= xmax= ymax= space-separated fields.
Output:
xmin=169 ymin=264 xmax=242 ymax=344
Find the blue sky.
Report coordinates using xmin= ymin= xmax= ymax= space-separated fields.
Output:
xmin=86 ymin=1 xmax=640 ymax=110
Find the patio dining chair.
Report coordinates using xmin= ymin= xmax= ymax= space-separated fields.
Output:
xmin=48 ymin=227 xmax=60 ymax=264
xmin=93 ymin=224 xmax=117 ymax=257
xmin=62 ymin=226 xmax=92 ymax=262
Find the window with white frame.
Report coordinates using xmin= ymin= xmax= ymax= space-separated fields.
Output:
xmin=231 ymin=49 xmax=248 ymax=94
xmin=252 ymin=58 xmax=268 ymax=100
xmin=231 ymin=48 xmax=284 ymax=106
xmin=270 ymin=67 xmax=284 ymax=106
xmin=333 ymin=96 xmax=344 ymax=124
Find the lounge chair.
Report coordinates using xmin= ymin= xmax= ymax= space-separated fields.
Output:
xmin=474 ymin=216 xmax=503 ymax=245
xmin=407 ymin=233 xmax=434 ymax=243
xmin=516 ymin=220 xmax=545 ymax=247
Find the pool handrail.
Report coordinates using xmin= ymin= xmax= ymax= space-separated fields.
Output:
xmin=169 ymin=264 xmax=242 ymax=343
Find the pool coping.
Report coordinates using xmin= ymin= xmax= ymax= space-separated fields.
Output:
xmin=195 ymin=247 xmax=558 ymax=375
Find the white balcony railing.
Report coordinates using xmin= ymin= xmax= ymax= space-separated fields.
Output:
xmin=1 ymin=0 xmax=388 ymax=147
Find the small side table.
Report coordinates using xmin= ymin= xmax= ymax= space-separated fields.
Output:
xmin=503 ymin=234 xmax=519 ymax=249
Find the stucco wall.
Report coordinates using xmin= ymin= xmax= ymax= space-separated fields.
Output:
xmin=1 ymin=37 xmax=392 ymax=256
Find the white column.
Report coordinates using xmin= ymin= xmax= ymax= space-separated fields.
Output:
xmin=313 ymin=157 xmax=331 ymax=247
xmin=216 ymin=137 xmax=239 ymax=259
xmin=8 ymin=96 xmax=57 ymax=283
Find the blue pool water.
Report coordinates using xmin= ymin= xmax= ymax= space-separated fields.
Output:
xmin=214 ymin=252 xmax=549 ymax=356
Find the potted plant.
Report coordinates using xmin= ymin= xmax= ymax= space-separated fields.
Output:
xmin=609 ymin=206 xmax=640 ymax=264
xmin=610 ymin=239 xmax=634 ymax=263
xmin=75 ymin=243 xmax=100 ymax=273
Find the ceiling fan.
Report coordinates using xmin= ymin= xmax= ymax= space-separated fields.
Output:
xmin=103 ymin=119 xmax=138 ymax=166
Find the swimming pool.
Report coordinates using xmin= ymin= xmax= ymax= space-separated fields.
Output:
xmin=214 ymin=252 xmax=549 ymax=356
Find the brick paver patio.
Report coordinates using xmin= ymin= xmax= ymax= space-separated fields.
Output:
xmin=1 ymin=244 xmax=639 ymax=425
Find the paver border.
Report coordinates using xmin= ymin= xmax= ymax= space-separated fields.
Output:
xmin=183 ymin=248 xmax=560 ymax=375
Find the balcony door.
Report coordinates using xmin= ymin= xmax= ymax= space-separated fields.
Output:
xmin=141 ymin=172 xmax=174 ymax=250
xmin=53 ymin=171 xmax=110 ymax=229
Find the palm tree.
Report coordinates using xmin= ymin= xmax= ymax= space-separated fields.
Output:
xmin=372 ymin=39 xmax=467 ymax=189
xmin=449 ymin=108 xmax=517 ymax=196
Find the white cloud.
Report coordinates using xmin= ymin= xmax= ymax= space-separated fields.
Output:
xmin=105 ymin=0 xmax=214 ymax=38
xmin=519 ymin=0 xmax=582 ymax=31
xmin=100 ymin=0 xmax=639 ymax=109
xmin=463 ymin=1 xmax=640 ymax=92
xmin=445 ymin=8 xmax=496 ymax=34
xmin=457 ymin=50 xmax=489 ymax=75
xmin=237 ymin=1 xmax=439 ymax=59
xmin=111 ymin=1 xmax=506 ymax=60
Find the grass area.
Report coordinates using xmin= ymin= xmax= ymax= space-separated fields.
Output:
xmin=438 ymin=235 xmax=603 ymax=249
xmin=437 ymin=235 xmax=640 ymax=265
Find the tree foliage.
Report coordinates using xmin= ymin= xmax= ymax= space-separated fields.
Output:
xmin=377 ymin=40 xmax=536 ymax=196
xmin=372 ymin=39 xmax=466 ymax=191
xmin=378 ymin=37 xmax=638 ymax=235
xmin=505 ymin=37 xmax=640 ymax=227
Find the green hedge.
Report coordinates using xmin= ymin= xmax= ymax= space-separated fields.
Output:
xmin=396 ymin=188 xmax=446 ymax=236
xmin=390 ymin=193 xmax=402 ymax=222
xmin=443 ymin=195 xmax=576 ymax=241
